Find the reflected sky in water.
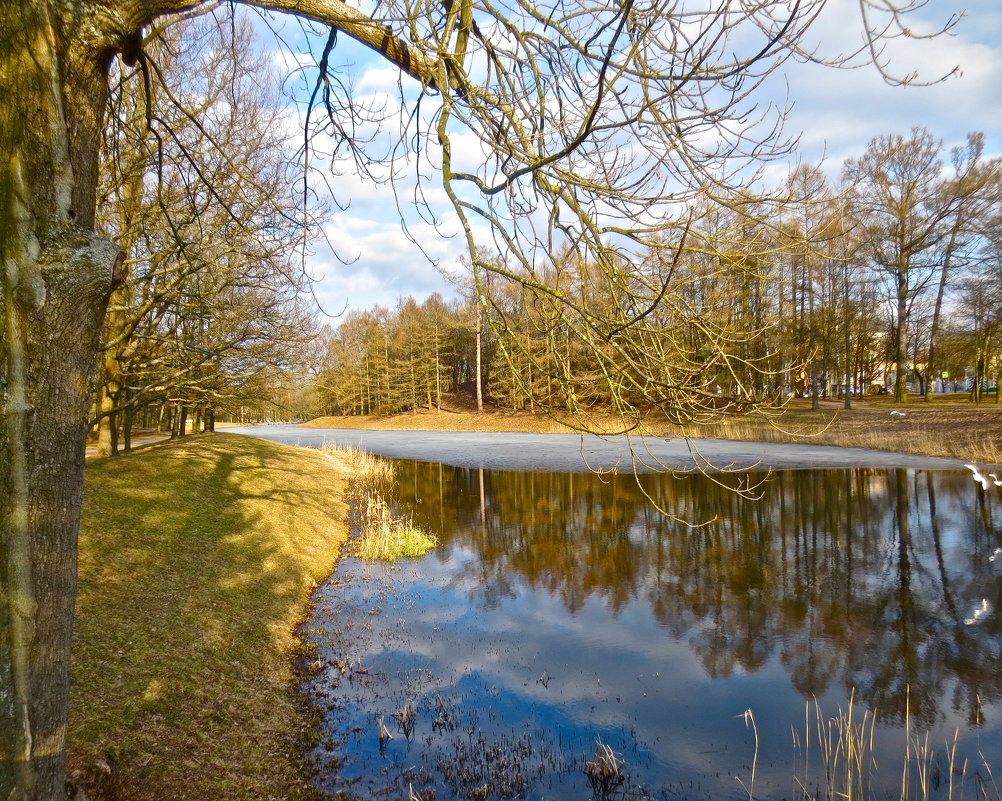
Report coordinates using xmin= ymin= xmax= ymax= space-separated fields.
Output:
xmin=303 ymin=466 xmax=1002 ymax=801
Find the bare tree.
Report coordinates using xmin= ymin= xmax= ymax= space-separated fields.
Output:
xmin=92 ymin=15 xmax=319 ymax=452
xmin=922 ymin=134 xmax=1001 ymax=399
xmin=843 ymin=128 xmax=957 ymax=402
xmin=0 ymin=0 xmax=957 ymax=797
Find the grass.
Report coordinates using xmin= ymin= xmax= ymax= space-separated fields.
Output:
xmin=302 ymin=393 xmax=1002 ymax=463
xmin=349 ymin=495 xmax=438 ymax=562
xmin=741 ymin=695 xmax=1000 ymax=801
xmin=317 ymin=442 xmax=395 ymax=485
xmin=584 ymin=739 xmax=626 ymax=798
xmin=318 ymin=443 xmax=438 ymax=562
xmin=71 ymin=433 xmax=353 ymax=800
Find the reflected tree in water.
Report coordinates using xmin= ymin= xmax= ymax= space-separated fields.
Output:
xmin=391 ymin=463 xmax=1002 ymax=724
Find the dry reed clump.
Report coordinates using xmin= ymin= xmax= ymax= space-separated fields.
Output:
xmin=320 ymin=442 xmax=438 ymax=562
xmin=350 ymin=496 xmax=438 ymax=562
xmin=319 ymin=442 xmax=395 ymax=485
xmin=740 ymin=692 xmax=1000 ymax=801
xmin=584 ymin=739 xmax=625 ymax=798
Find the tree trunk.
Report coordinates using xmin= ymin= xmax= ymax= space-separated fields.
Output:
xmin=1 ymin=4 xmax=123 ymax=797
xmin=1 ymin=238 xmax=118 ymax=800
xmin=475 ymin=310 xmax=484 ymax=413
xmin=123 ymin=398 xmax=134 ymax=452
xmin=434 ymin=324 xmax=442 ymax=409
xmin=925 ymin=225 xmax=960 ymax=401
xmin=893 ymin=271 xmax=909 ymax=403
xmin=94 ymin=380 xmax=120 ymax=457
xmin=843 ymin=308 xmax=852 ymax=410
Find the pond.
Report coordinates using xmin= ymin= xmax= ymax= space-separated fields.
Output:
xmin=300 ymin=463 xmax=1002 ymax=801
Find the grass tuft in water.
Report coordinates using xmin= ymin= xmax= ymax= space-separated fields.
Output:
xmin=321 ymin=443 xmax=438 ymax=561
xmin=585 ymin=739 xmax=625 ymax=799
xmin=350 ymin=496 xmax=438 ymax=561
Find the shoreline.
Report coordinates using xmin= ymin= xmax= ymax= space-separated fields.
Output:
xmin=68 ymin=415 xmax=1000 ymax=798
xmin=298 ymin=397 xmax=1002 ymax=463
xmin=70 ymin=434 xmax=354 ymax=800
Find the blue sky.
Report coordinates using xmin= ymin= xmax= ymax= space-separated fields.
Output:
xmin=260 ymin=0 xmax=1002 ymax=318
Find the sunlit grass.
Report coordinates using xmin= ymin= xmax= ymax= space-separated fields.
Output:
xmin=319 ymin=441 xmax=395 ymax=484
xmin=72 ymin=434 xmax=350 ymax=800
xmin=350 ymin=495 xmax=438 ymax=562
xmin=320 ymin=443 xmax=438 ymax=561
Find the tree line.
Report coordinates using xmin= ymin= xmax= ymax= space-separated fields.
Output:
xmin=312 ymin=129 xmax=1002 ymax=419
xmin=89 ymin=15 xmax=321 ymax=454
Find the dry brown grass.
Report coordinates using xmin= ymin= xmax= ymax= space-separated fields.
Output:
xmin=302 ymin=394 xmax=1002 ymax=462
xmin=71 ymin=433 xmax=352 ymax=800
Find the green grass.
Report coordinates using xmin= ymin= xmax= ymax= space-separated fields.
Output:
xmin=71 ymin=433 xmax=352 ymax=800
xmin=319 ymin=442 xmax=438 ymax=562
xmin=349 ymin=495 xmax=439 ymax=562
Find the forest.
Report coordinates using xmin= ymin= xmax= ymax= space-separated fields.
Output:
xmin=86 ymin=18 xmax=1002 ymax=451
xmin=286 ymin=130 xmax=1002 ymax=423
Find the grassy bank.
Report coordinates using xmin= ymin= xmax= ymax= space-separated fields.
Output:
xmin=303 ymin=394 xmax=1002 ymax=462
xmin=71 ymin=433 xmax=355 ymax=800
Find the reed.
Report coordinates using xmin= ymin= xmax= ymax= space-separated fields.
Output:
xmin=741 ymin=693 xmax=998 ymax=801
xmin=319 ymin=442 xmax=395 ymax=485
xmin=321 ymin=443 xmax=439 ymax=561
xmin=584 ymin=739 xmax=625 ymax=798
xmin=349 ymin=495 xmax=438 ymax=562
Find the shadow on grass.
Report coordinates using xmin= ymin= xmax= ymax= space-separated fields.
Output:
xmin=71 ymin=433 xmax=349 ymax=800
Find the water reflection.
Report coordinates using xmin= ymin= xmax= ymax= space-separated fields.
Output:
xmin=304 ymin=466 xmax=1002 ymax=801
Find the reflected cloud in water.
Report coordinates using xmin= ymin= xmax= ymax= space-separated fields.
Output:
xmin=304 ymin=465 xmax=1002 ymax=801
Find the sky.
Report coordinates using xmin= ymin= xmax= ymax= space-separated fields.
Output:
xmin=258 ymin=0 xmax=1002 ymax=320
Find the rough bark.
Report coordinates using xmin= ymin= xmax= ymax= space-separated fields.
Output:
xmin=1 ymin=2 xmax=125 ymax=796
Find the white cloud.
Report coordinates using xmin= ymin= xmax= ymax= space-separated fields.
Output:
xmin=261 ymin=0 xmax=1002 ymax=314
xmin=357 ymin=64 xmax=407 ymax=93
xmin=771 ymin=0 xmax=1002 ymax=168
xmin=307 ymin=210 xmax=468 ymax=314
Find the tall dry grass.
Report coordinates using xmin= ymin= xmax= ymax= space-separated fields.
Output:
xmin=741 ymin=693 xmax=999 ymax=801
xmin=319 ymin=442 xmax=395 ymax=485
xmin=319 ymin=443 xmax=437 ymax=561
